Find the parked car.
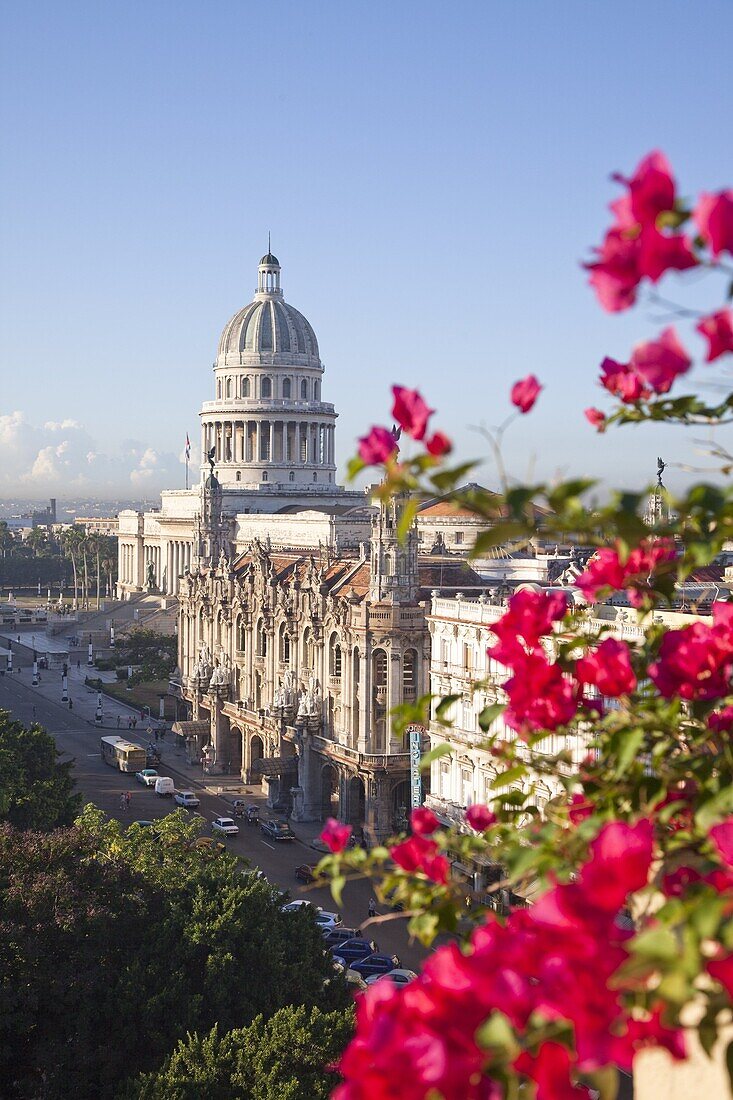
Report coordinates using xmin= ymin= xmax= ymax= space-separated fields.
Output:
xmin=365 ymin=968 xmax=418 ymax=986
xmin=154 ymin=776 xmax=175 ymax=797
xmin=260 ymin=819 xmax=295 ymax=841
xmin=321 ymin=927 xmax=360 ymax=948
xmin=329 ymin=938 xmax=378 ymax=964
xmin=135 ymin=768 xmax=159 ymax=787
xmin=350 ymin=953 xmax=401 ymax=979
xmin=294 ymin=864 xmax=318 ymax=883
xmin=313 ymin=910 xmax=342 ymax=928
xmin=332 ymin=958 xmax=368 ymax=991
xmin=282 ymin=900 xmax=319 ymax=914
xmin=212 ymin=816 xmax=239 ymax=836
xmin=174 ymin=790 xmax=200 ymax=809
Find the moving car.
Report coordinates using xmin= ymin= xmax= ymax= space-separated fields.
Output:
xmin=329 ymin=938 xmax=378 ymax=964
xmin=294 ymin=863 xmax=318 ymax=883
xmin=135 ymin=768 xmax=159 ymax=787
xmin=212 ymin=816 xmax=239 ymax=836
xmin=154 ymin=776 xmax=175 ymax=797
xmin=365 ymin=968 xmax=418 ymax=986
xmin=260 ymin=819 xmax=295 ymax=841
xmin=174 ymin=790 xmax=200 ymax=809
xmin=350 ymin=953 xmax=401 ymax=979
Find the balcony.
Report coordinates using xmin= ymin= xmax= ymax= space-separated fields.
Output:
xmin=312 ymin=733 xmax=426 ymax=773
xmin=328 ymin=674 xmax=342 ymax=692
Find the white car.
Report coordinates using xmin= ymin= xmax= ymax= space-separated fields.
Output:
xmin=135 ymin=769 xmax=159 ymax=787
xmin=314 ymin=910 xmax=342 ymax=928
xmin=281 ymin=901 xmax=341 ymax=928
xmin=211 ymin=816 xmax=239 ymax=836
xmin=365 ymin=968 xmax=418 ymax=986
xmin=174 ymin=790 xmax=200 ymax=809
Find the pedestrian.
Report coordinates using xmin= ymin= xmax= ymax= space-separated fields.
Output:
xmin=140 ymin=709 xmax=144 ymax=721
xmin=120 ymin=794 xmax=126 ymax=812
xmin=125 ymin=791 xmax=132 ymax=809
xmin=32 ymin=705 xmax=36 ymax=720
xmin=368 ymin=899 xmax=376 ymax=919
xmin=128 ymin=716 xmax=132 ymax=729
xmin=76 ymin=660 xmax=80 ymax=672
xmin=116 ymin=715 xmax=121 ymax=729
xmin=154 ymin=728 xmax=159 ymax=743
xmin=68 ymin=699 xmax=73 ymax=710
xmin=132 ymin=717 xmax=137 ymax=729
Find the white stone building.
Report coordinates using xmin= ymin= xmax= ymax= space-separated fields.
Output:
xmin=117 ymin=251 xmax=362 ymax=597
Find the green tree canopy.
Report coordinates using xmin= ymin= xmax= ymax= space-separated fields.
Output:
xmin=0 ymin=710 xmax=80 ymax=829
xmin=122 ymin=1005 xmax=354 ymax=1100
xmin=0 ymin=807 xmax=350 ymax=1099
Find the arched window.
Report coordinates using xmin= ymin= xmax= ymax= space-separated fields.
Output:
xmin=256 ymin=619 xmax=267 ymax=657
xmin=300 ymin=379 xmax=308 ymax=399
xmin=236 ymin=471 xmax=241 ymax=482
xmin=289 ymin=471 xmax=295 ymax=482
xmin=313 ymin=472 xmax=317 ymax=482
xmin=279 ymin=623 xmax=290 ymax=663
xmin=282 ymin=378 xmax=291 ymax=398
xmin=226 ymin=377 xmax=232 ymax=398
xmin=261 ymin=377 xmax=272 ymax=398
xmin=236 ymin=618 xmax=246 ymax=652
xmin=303 ymin=628 xmax=314 ymax=670
xmin=314 ymin=381 xmax=320 ymax=401
xmin=403 ymin=649 xmax=417 ymax=700
xmin=217 ymin=379 xmax=222 ymax=399
xmin=241 ymin=376 xmax=250 ymax=397
xmin=262 ymin=471 xmax=268 ymax=482
xmin=330 ymin=634 xmax=342 ymax=678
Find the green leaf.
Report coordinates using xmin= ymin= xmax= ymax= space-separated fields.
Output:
xmin=615 ymin=727 xmax=644 ymax=778
xmin=419 ymin=743 xmax=453 ymax=769
xmin=478 ymin=703 xmax=506 ymax=731
xmin=490 ymin=765 xmax=527 ymax=790
xmin=397 ymin=498 xmax=419 ymax=544
xmin=435 ymin=694 xmax=462 ymax=720
xmin=346 ymin=455 xmax=366 ymax=481
xmin=475 ymin=1011 xmax=519 ymax=1058
xmin=408 ymin=910 xmax=440 ymax=946
xmin=330 ymin=873 xmax=345 ymax=908
xmin=587 ymin=1065 xmax=620 ymax=1100
xmin=631 ymin=926 xmax=678 ymax=962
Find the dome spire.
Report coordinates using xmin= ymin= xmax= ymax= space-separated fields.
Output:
xmin=257 ymin=245 xmax=281 ymax=296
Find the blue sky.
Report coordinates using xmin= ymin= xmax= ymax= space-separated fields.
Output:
xmin=1 ymin=0 xmax=731 ymax=499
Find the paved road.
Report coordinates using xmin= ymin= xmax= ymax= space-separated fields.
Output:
xmin=0 ymin=666 xmax=422 ymax=969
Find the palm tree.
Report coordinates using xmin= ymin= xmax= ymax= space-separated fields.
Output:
xmin=60 ymin=528 xmax=84 ymax=610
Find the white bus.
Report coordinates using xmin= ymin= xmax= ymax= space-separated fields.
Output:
xmin=100 ymin=736 xmax=147 ymax=773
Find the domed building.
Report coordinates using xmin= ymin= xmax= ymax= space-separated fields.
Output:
xmin=117 ymin=252 xmax=366 ymax=598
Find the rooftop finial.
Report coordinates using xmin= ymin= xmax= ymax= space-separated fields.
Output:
xmin=656 ymin=456 xmax=666 ymax=487
xmin=268 ymin=230 xmax=271 ymax=254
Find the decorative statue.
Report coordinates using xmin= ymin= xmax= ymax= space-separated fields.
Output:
xmin=146 ymin=561 xmax=156 ymax=590
xmin=297 ymin=676 xmax=322 ymax=719
xmin=657 ymin=455 xmax=666 ymax=487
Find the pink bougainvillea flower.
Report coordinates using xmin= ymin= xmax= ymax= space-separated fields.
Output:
xmin=649 ymin=607 xmax=733 ymax=702
xmin=575 ymin=637 xmax=637 ymax=697
xmin=578 ymin=819 xmax=654 ymax=912
xmin=586 ymin=227 xmax=642 ymax=312
xmin=584 ymin=407 xmax=606 ymax=430
xmin=709 ymin=706 xmax=733 ymax=735
xmin=410 ymin=806 xmax=440 ymax=836
xmin=697 ymin=309 xmax=733 ymax=362
xmin=510 ymin=374 xmax=542 ymax=413
xmin=465 ymin=804 xmax=496 ymax=831
xmin=515 ymin=1042 xmax=578 ymax=1100
xmin=710 ymin=818 xmax=733 ymax=868
xmin=425 ymin=430 xmax=452 ymax=457
xmin=390 ymin=834 xmax=450 ymax=885
xmin=694 ymin=190 xmax=733 ymax=257
xmin=630 ymin=327 xmax=692 ymax=395
xmin=503 ymin=650 xmax=578 ymax=736
xmin=576 ymin=547 xmax=628 ymax=601
xmin=391 ymin=385 xmax=434 ymax=441
xmin=488 ymin=587 xmax=567 ymax=661
xmin=707 ymin=953 xmax=733 ymax=999
xmin=358 ymin=425 xmax=398 ymax=465
xmin=599 ymin=356 xmax=649 ymax=404
xmin=637 ymin=225 xmax=697 ymax=282
xmin=320 ymin=817 xmax=353 ymax=854
xmin=616 ymin=150 xmax=676 ymax=228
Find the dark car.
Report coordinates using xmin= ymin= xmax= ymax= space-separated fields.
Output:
xmin=295 ymin=863 xmax=318 ymax=883
xmin=261 ymin=819 xmax=295 ymax=841
xmin=329 ymin=937 xmax=378 ymax=964
xmin=350 ymin=953 xmax=401 ymax=979
xmin=321 ymin=927 xmax=360 ymax=948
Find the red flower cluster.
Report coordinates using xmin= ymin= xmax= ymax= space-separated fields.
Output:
xmin=585 ymin=152 xmax=697 ymax=313
xmin=649 ymin=601 xmax=733 ymax=702
xmin=358 ymin=386 xmax=452 ymax=466
xmin=320 ymin=817 xmax=353 ymax=854
xmin=390 ymin=833 xmax=450 ymax=885
xmin=487 ymin=589 xmax=577 ymax=737
xmin=576 ymin=538 xmax=676 ymax=606
xmin=697 ymin=309 xmax=733 ymax=363
xmin=510 ymin=374 xmax=542 ymax=414
xmin=695 ymin=190 xmax=733 ymax=258
xmin=599 ymin=327 xmax=692 ymax=402
xmin=335 ymin=821 xmax=684 ymax=1100
xmin=576 ymin=637 xmax=637 ymax=697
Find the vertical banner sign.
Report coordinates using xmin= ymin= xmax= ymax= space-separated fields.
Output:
xmin=408 ymin=725 xmax=423 ymax=809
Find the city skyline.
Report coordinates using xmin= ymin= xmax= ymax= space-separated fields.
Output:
xmin=1 ymin=1 xmax=732 ymax=498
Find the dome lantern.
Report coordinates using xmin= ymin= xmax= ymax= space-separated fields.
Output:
xmin=257 ymin=235 xmax=282 ymax=296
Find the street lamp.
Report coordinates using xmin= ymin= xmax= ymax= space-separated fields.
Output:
xmin=95 ymin=691 xmax=103 ymax=725
xmin=32 ymin=651 xmax=38 ymax=687
xmin=87 ymin=633 xmax=94 ymax=666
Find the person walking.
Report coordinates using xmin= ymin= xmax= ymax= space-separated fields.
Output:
xmin=128 ymin=716 xmax=133 ymax=730
xmin=368 ymin=899 xmax=376 ymax=919
xmin=116 ymin=715 xmax=121 ymax=729
xmin=76 ymin=660 xmax=80 ymax=672
xmin=120 ymin=793 xmax=126 ymax=812
xmin=125 ymin=791 xmax=132 ymax=810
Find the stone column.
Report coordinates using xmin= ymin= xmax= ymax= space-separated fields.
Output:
xmin=256 ymin=421 xmax=262 ymax=463
xmin=268 ymin=420 xmax=274 ymax=464
xmin=388 ymin=649 xmax=402 ymax=752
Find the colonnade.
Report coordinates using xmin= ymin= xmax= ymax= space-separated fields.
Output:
xmin=119 ymin=542 xmax=139 ymax=586
xmin=201 ymin=419 xmax=335 ymax=468
xmin=165 ymin=540 xmax=193 ymax=596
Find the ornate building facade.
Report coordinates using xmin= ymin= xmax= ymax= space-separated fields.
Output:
xmin=176 ymin=497 xmax=442 ymax=843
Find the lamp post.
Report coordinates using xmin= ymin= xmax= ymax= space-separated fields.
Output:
xmin=110 ymin=620 xmax=115 ymax=648
xmin=95 ymin=691 xmax=103 ymax=725
xmin=32 ymin=651 xmax=38 ymax=687
xmin=61 ymin=673 xmax=69 ymax=703
xmin=7 ymin=650 xmax=12 ymax=674
xmin=87 ymin=633 xmax=93 ymax=666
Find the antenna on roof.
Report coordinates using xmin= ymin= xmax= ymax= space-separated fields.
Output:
xmin=268 ymin=230 xmax=271 ymax=255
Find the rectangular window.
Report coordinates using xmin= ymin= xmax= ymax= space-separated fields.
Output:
xmin=455 ymin=531 xmax=464 ymax=544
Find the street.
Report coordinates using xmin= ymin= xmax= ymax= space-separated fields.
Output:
xmin=0 ymin=661 xmax=424 ymax=970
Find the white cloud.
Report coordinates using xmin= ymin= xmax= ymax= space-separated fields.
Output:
xmin=0 ymin=410 xmax=188 ymax=496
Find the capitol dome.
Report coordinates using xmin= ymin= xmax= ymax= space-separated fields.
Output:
xmin=216 ymin=253 xmax=320 ymax=366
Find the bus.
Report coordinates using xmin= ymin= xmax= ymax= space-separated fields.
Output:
xmin=100 ymin=736 xmax=147 ymax=773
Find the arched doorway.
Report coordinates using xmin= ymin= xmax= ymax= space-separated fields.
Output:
xmin=320 ymin=763 xmax=339 ymax=820
xmin=229 ymin=725 xmax=243 ymax=775
xmin=392 ymin=780 xmax=410 ymax=833
xmin=249 ymin=733 xmax=264 ymax=783
xmin=347 ymin=775 xmax=366 ymax=831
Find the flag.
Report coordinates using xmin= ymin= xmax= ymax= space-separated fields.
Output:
xmin=185 ymin=433 xmax=191 ymax=461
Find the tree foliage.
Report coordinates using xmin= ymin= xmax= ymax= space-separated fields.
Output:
xmin=0 ymin=709 xmax=80 ymax=829
xmin=0 ymin=807 xmax=350 ymax=1099
xmin=122 ymin=1005 xmax=354 ymax=1100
